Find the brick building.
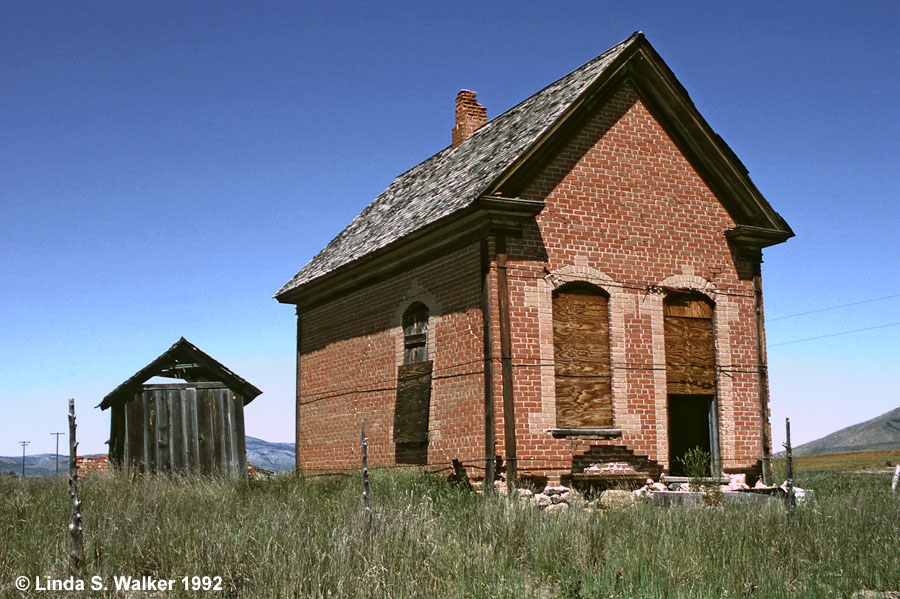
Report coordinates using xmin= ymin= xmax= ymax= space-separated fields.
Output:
xmin=275 ymin=32 xmax=793 ymax=486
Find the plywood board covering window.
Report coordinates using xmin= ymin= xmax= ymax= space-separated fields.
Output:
xmin=663 ymin=294 xmax=716 ymax=395
xmin=393 ymin=361 xmax=433 ymax=443
xmin=552 ymin=283 xmax=613 ymax=428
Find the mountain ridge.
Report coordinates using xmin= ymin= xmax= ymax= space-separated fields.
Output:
xmin=6 ymin=409 xmax=900 ymax=475
xmin=788 ymin=406 xmax=900 ymax=456
xmin=0 ymin=436 xmax=295 ymax=476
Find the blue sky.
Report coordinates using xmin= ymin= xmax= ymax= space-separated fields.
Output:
xmin=2 ymin=1 xmax=898 ymax=458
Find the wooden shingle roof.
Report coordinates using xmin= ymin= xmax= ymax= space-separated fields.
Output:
xmin=276 ymin=32 xmax=792 ymax=302
xmin=99 ymin=338 xmax=262 ymax=409
xmin=276 ymin=34 xmax=637 ymax=299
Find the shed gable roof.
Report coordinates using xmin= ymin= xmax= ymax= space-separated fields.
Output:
xmin=276 ymin=32 xmax=792 ymax=302
xmin=99 ymin=337 xmax=263 ymax=409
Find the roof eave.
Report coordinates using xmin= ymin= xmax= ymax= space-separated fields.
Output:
xmin=275 ymin=196 xmax=544 ymax=308
xmin=626 ymin=40 xmax=794 ymax=236
xmin=725 ymin=225 xmax=795 ymax=248
xmin=486 ymin=34 xmax=793 ymax=239
xmin=99 ymin=338 xmax=263 ymax=410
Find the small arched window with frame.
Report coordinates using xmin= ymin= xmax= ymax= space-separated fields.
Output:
xmin=402 ymin=302 xmax=429 ymax=364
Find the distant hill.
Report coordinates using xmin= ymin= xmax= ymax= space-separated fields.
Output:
xmin=789 ymin=406 xmax=900 ymax=456
xmin=0 ymin=437 xmax=295 ymax=477
xmin=0 ymin=454 xmax=71 ymax=478
xmin=245 ymin=436 xmax=295 ymax=472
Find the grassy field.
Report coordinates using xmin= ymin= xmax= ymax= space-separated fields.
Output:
xmin=773 ymin=449 xmax=900 ymax=474
xmin=1 ymin=468 xmax=898 ymax=598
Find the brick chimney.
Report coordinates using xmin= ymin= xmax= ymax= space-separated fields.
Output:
xmin=452 ymin=90 xmax=487 ymax=147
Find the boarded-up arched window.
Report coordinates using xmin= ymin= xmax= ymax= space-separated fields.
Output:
xmin=552 ymin=283 xmax=612 ymax=428
xmin=395 ymin=302 xmax=432 ymax=464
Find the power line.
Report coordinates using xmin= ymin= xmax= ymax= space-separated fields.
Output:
xmin=299 ymin=355 xmax=752 ymax=405
xmin=19 ymin=441 xmax=30 ymax=478
xmin=768 ymin=293 xmax=900 ymax=321
xmin=51 ymin=432 xmax=65 ymax=476
xmin=769 ymin=321 xmax=900 ymax=347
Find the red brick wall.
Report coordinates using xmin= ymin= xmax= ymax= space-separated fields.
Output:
xmin=297 ymin=243 xmax=486 ymax=474
xmin=504 ymin=83 xmax=766 ymax=480
xmin=296 ymin=82 xmax=771 ymax=481
xmin=76 ymin=455 xmax=109 ymax=477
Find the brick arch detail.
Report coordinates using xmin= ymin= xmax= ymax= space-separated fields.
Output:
xmin=532 ymin=263 xmax=631 ymax=437
xmin=657 ymin=274 xmax=718 ymax=300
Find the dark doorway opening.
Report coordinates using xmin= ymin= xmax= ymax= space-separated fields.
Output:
xmin=668 ymin=394 xmax=713 ymax=476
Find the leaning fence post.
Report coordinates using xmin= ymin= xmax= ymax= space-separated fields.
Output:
xmin=783 ymin=418 xmax=796 ymax=520
xmin=361 ymin=419 xmax=372 ymax=534
xmin=68 ymin=399 xmax=85 ymax=569
xmin=892 ymin=464 xmax=899 ymax=494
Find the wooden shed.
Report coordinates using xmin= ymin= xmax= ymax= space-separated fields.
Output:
xmin=99 ymin=338 xmax=262 ymax=479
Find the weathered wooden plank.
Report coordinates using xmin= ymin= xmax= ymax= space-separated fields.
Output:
xmin=146 ymin=391 xmax=158 ymax=474
xmin=223 ymin=391 xmax=235 ymax=477
xmin=185 ymin=387 xmax=200 ymax=474
xmin=170 ymin=389 xmax=185 ymax=473
xmin=157 ymin=390 xmax=171 ymax=474
xmin=394 ymin=362 xmax=433 ymax=443
xmin=137 ymin=393 xmax=149 ymax=475
xmin=197 ymin=388 xmax=214 ymax=476
xmin=215 ymin=389 xmax=228 ymax=475
xmin=234 ymin=396 xmax=248 ymax=479
xmin=122 ymin=402 xmax=132 ymax=474
xmin=109 ymin=404 xmax=125 ymax=468
xmin=125 ymin=397 xmax=143 ymax=475
xmin=553 ymin=288 xmax=612 ymax=428
xmin=130 ymin=399 xmax=142 ymax=469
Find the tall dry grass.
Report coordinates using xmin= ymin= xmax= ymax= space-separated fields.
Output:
xmin=0 ymin=469 xmax=898 ymax=598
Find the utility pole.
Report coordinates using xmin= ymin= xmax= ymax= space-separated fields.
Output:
xmin=19 ymin=441 xmax=30 ymax=478
xmin=51 ymin=432 xmax=65 ymax=475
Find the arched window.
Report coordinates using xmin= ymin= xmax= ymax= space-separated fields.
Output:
xmin=552 ymin=282 xmax=612 ymax=428
xmin=395 ymin=302 xmax=432 ymax=465
xmin=402 ymin=302 xmax=429 ymax=364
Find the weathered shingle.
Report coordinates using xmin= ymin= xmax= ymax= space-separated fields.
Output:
xmin=276 ymin=34 xmax=639 ymax=299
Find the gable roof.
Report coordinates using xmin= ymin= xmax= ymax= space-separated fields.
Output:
xmin=99 ymin=337 xmax=262 ymax=410
xmin=276 ymin=32 xmax=792 ymax=302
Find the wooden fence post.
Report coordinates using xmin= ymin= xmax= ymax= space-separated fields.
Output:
xmin=783 ymin=418 xmax=795 ymax=520
xmin=892 ymin=464 xmax=899 ymax=494
xmin=361 ymin=419 xmax=372 ymax=534
xmin=68 ymin=399 xmax=85 ymax=569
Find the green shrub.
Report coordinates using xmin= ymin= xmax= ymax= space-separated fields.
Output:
xmin=678 ymin=446 xmax=711 ymax=490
